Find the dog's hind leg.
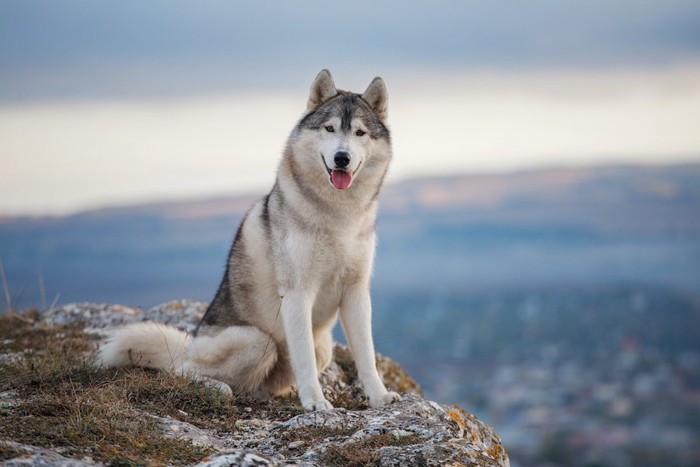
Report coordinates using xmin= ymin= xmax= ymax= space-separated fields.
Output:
xmin=261 ymin=358 xmax=295 ymax=397
xmin=314 ymin=328 xmax=334 ymax=373
xmin=183 ymin=326 xmax=278 ymax=395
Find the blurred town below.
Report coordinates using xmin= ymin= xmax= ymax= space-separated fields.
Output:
xmin=2 ymin=163 xmax=699 ymax=466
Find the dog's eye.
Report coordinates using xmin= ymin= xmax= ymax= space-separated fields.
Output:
xmin=325 ymin=126 xmax=335 ymax=133
xmin=355 ymin=129 xmax=366 ymax=137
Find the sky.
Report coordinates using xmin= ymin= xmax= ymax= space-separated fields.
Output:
xmin=1 ymin=0 xmax=700 ymax=216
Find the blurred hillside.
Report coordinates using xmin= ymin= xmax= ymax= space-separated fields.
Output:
xmin=2 ymin=163 xmax=699 ymax=309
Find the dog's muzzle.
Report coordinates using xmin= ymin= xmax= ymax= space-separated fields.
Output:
xmin=321 ymin=151 xmax=357 ymax=190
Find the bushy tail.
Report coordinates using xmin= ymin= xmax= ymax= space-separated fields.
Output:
xmin=98 ymin=322 xmax=192 ymax=371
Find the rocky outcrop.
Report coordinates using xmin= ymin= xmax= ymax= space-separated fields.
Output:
xmin=145 ymin=393 xmax=507 ymax=466
xmin=195 ymin=395 xmax=507 ymax=466
xmin=1 ymin=301 xmax=509 ymax=466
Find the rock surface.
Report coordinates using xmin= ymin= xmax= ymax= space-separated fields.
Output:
xmin=1 ymin=301 xmax=509 ymax=466
xmin=211 ymin=395 xmax=507 ymax=466
xmin=0 ymin=441 xmax=97 ymax=467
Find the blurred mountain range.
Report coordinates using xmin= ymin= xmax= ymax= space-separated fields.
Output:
xmin=1 ymin=163 xmax=699 ymax=310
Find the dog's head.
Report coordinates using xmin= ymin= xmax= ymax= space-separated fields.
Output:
xmin=293 ymin=70 xmax=391 ymax=191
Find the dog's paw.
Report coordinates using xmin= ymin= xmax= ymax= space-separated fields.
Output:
xmin=194 ymin=376 xmax=233 ymax=398
xmin=303 ymin=398 xmax=334 ymax=411
xmin=369 ymin=391 xmax=401 ymax=408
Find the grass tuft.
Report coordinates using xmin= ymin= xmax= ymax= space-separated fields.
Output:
xmin=0 ymin=314 xmax=222 ymax=465
xmin=320 ymin=432 xmax=426 ymax=466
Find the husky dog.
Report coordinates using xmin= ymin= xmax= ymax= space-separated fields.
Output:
xmin=99 ymin=70 xmax=400 ymax=411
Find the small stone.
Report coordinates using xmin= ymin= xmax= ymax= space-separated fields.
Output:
xmin=288 ymin=441 xmax=305 ymax=450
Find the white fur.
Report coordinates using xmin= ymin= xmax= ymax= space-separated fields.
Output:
xmin=98 ymin=322 xmax=191 ymax=371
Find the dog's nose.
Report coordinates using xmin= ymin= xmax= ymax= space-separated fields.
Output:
xmin=334 ymin=151 xmax=350 ymax=168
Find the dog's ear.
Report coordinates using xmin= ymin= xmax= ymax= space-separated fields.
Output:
xmin=362 ymin=77 xmax=388 ymax=122
xmin=307 ymin=69 xmax=337 ymax=113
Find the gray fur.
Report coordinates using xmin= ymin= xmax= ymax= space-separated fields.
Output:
xmin=98 ymin=70 xmax=400 ymax=411
xmin=299 ymin=92 xmax=390 ymax=140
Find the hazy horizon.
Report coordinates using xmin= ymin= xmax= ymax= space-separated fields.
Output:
xmin=2 ymin=159 xmax=700 ymax=220
xmin=2 ymin=1 xmax=700 ymax=216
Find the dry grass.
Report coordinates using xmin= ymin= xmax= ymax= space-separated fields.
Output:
xmin=320 ymin=432 xmax=426 ymax=467
xmin=0 ymin=444 xmax=24 ymax=461
xmin=0 ymin=314 xmax=211 ymax=464
xmin=0 ymin=312 xmax=304 ymax=465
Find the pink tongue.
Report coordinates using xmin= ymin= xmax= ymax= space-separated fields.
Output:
xmin=331 ymin=170 xmax=352 ymax=190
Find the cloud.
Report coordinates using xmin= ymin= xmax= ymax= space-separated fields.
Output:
xmin=1 ymin=66 xmax=699 ymax=215
xmin=1 ymin=1 xmax=700 ymax=102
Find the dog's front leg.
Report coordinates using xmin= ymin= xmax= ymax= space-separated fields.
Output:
xmin=280 ymin=291 xmax=333 ymax=411
xmin=340 ymin=285 xmax=401 ymax=408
